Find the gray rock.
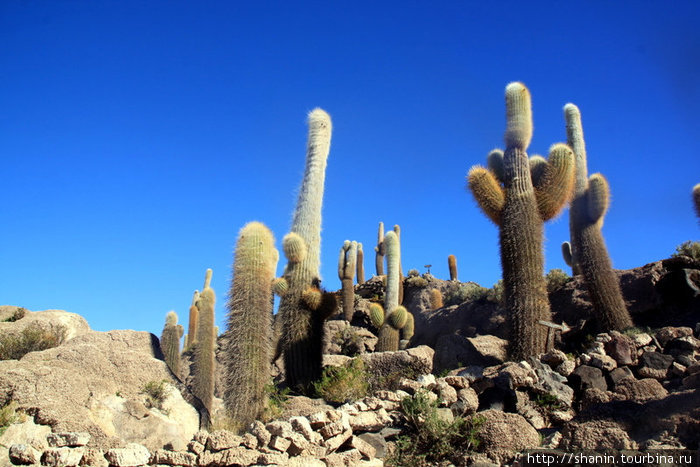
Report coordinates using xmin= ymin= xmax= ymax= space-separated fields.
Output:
xmin=638 ymin=351 xmax=674 ymax=379
xmin=104 ymin=443 xmax=150 ymax=466
xmin=569 ymin=365 xmax=607 ymax=393
xmin=149 ymin=449 xmax=197 ymax=466
xmin=530 ymin=358 xmax=574 ymax=408
xmin=358 ymin=432 xmax=386 ymax=458
xmin=41 ymin=447 xmax=84 ymax=466
xmin=46 ymin=432 xmax=90 ymax=447
xmin=8 ymin=443 xmax=40 ymax=465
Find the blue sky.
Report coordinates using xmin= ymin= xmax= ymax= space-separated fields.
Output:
xmin=2 ymin=1 xmax=699 ymax=337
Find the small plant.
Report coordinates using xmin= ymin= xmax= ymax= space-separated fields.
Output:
xmin=332 ymin=325 xmax=363 ymax=357
xmin=314 ymin=358 xmax=369 ymax=404
xmin=534 ymin=393 xmax=565 ymax=411
xmin=443 ymin=282 xmax=489 ymax=306
xmin=672 ymin=241 xmax=700 ymax=262
xmin=386 ymin=391 xmax=484 ymax=466
xmin=371 ymin=366 xmax=420 ymax=393
xmin=486 ymin=280 xmax=504 ymax=305
xmin=2 ymin=307 xmax=27 ymax=323
xmin=142 ymin=380 xmax=169 ymax=411
xmin=406 ymin=276 xmax=429 ymax=288
xmin=261 ymin=383 xmax=291 ymax=422
xmin=0 ymin=401 xmax=19 ymax=436
xmin=621 ymin=326 xmax=653 ymax=337
xmin=0 ymin=323 xmax=67 ymax=360
xmin=545 ymin=268 xmax=571 ymax=293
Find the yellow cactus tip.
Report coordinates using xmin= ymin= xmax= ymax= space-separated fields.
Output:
xmin=165 ymin=311 xmax=178 ymax=326
xmin=563 ymin=103 xmax=580 ymax=117
xmin=693 ymin=183 xmax=700 ymax=194
xmin=504 ymin=82 xmax=533 ymax=149
xmin=549 ymin=142 xmax=573 ymax=155
xmin=505 ymin=81 xmax=527 ymax=93
xmin=283 ymin=232 xmax=307 ymax=263
xmin=308 ymin=107 xmax=332 ymax=125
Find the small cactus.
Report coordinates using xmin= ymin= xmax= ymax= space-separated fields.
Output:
xmin=467 ymin=82 xmax=574 ymax=360
xmin=374 ymin=222 xmax=385 ymax=276
xmin=161 ymin=311 xmax=184 ymax=377
xmin=223 ymin=222 xmax=278 ymax=432
xmin=448 ymin=254 xmax=458 ymax=281
xmin=356 ymin=243 xmax=365 ymax=285
xmin=562 ymin=103 xmax=633 ymax=331
xmin=429 ymin=289 xmax=443 ymax=310
xmin=185 ymin=290 xmax=199 ymax=351
xmin=338 ymin=240 xmax=358 ymax=322
xmin=401 ymin=311 xmax=415 ymax=343
xmin=375 ymin=231 xmax=407 ymax=351
xmin=193 ymin=269 xmax=216 ymax=424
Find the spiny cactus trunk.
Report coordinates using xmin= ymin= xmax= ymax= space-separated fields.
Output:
xmin=279 ymin=109 xmax=333 ymax=392
xmin=341 ymin=278 xmax=354 ymax=322
xmin=223 ymin=222 xmax=277 ymax=432
xmin=161 ymin=312 xmax=183 ymax=378
xmin=501 ymin=146 xmax=551 ymax=360
xmin=448 ymin=254 xmax=458 ymax=281
xmin=565 ymin=104 xmax=632 ymax=331
xmin=376 ymin=231 xmax=404 ymax=352
xmin=376 ymin=325 xmax=400 ymax=352
xmin=356 ymin=244 xmax=365 ymax=285
xmin=193 ymin=270 xmax=216 ymax=426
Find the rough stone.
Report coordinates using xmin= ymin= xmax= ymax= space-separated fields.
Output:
xmin=79 ymin=447 xmax=108 ymax=466
xmin=444 ymin=375 xmax=469 ymax=389
xmin=149 ymin=448 xmax=197 ymax=466
xmin=347 ymin=435 xmax=377 ymax=459
xmin=256 ymin=451 xmax=290 ymax=465
xmin=323 ymin=429 xmax=352 ymax=453
xmin=8 ymin=444 xmax=40 ymax=465
xmin=323 ymin=448 xmax=362 ymax=467
xmin=360 ymin=345 xmax=434 ymax=383
xmin=206 ymin=430 xmax=241 ymax=451
xmin=569 ymin=365 xmax=607 ymax=393
xmin=530 ymin=359 xmax=574 ymax=408
xmin=613 ymin=378 xmax=668 ymax=403
xmin=605 ymin=332 xmax=637 ymax=366
xmin=559 ymin=420 xmax=637 ymax=450
xmin=41 ymin=447 xmax=85 ymax=467
xmin=249 ymin=420 xmax=271 ymax=447
xmin=452 ymin=387 xmax=479 ymax=416
xmin=609 ymin=366 xmax=635 ymax=387
xmin=358 ymin=432 xmax=386 ymax=458
xmin=434 ymin=380 xmax=458 ymax=406
xmin=47 ymin=432 xmax=91 ymax=447
xmin=104 ymin=443 xmax=150 ymax=466
xmin=655 ymin=327 xmax=694 ymax=346
xmin=588 ymin=354 xmax=618 ymax=372
xmin=637 ymin=351 xmax=674 ymax=379
xmin=466 ymin=410 xmax=540 ymax=464
xmin=265 ymin=420 xmax=294 ymax=439
xmin=348 ymin=409 xmax=391 ymax=432
xmin=268 ymin=435 xmax=291 ymax=452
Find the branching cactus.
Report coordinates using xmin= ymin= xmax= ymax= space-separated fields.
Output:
xmin=194 ymin=268 xmax=216 ymax=422
xmin=338 ymin=240 xmax=358 ymax=322
xmin=448 ymin=254 xmax=458 ymax=281
xmin=693 ymin=184 xmax=700 ymax=223
xmin=400 ymin=311 xmax=415 ymax=350
xmin=277 ymin=108 xmax=336 ymax=391
xmin=467 ymin=82 xmax=575 ymax=360
xmin=185 ymin=290 xmax=199 ymax=351
xmin=161 ymin=311 xmax=184 ymax=377
xmin=374 ymin=222 xmax=385 ymax=276
xmin=356 ymin=243 xmax=365 ymax=285
xmin=563 ymin=104 xmax=633 ymax=331
xmin=223 ymin=221 xmax=278 ymax=432
xmin=372 ymin=231 xmax=408 ymax=351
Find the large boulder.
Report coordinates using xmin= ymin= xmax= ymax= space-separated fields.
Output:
xmin=0 ymin=328 xmax=199 ymax=451
xmin=0 ymin=307 xmax=91 ymax=342
xmin=467 ymin=410 xmax=540 ymax=464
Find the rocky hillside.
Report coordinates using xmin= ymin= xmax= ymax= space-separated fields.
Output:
xmin=1 ymin=256 xmax=698 ymax=466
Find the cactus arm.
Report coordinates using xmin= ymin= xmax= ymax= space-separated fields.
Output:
xmin=562 ymin=241 xmax=573 ymax=268
xmin=356 ymin=243 xmax=365 ymax=285
xmin=402 ymin=311 xmax=414 ymax=342
xmin=447 ymin=254 xmax=458 ymax=281
xmin=467 ymin=166 xmax=505 ymax=225
xmin=161 ymin=311 xmax=182 ymax=378
xmin=487 ymin=149 xmax=505 ymax=183
xmin=586 ymin=173 xmax=610 ymax=224
xmin=369 ymin=303 xmax=385 ymax=329
xmin=194 ymin=270 xmax=216 ymax=422
xmin=528 ymin=155 xmax=548 ymax=186
xmin=375 ymin=222 xmax=385 ymax=276
xmin=534 ymin=143 xmax=575 ymax=221
xmin=338 ymin=240 xmax=357 ymax=322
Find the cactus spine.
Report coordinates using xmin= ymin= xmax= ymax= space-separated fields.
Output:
xmin=356 ymin=243 xmax=365 ymax=285
xmin=161 ymin=311 xmax=184 ymax=377
xmin=563 ymin=104 xmax=633 ymax=331
xmin=185 ymin=290 xmax=199 ymax=351
xmin=338 ymin=240 xmax=358 ymax=322
xmin=375 ymin=231 xmax=407 ymax=351
xmin=374 ymin=222 xmax=385 ymax=276
xmin=277 ymin=108 xmax=335 ymax=391
xmin=448 ymin=254 xmax=458 ymax=281
xmin=223 ymin=222 xmax=278 ymax=432
xmin=467 ymin=83 xmax=574 ymax=360
xmin=193 ymin=269 xmax=216 ymax=424
xmin=693 ymin=184 xmax=700 ymax=223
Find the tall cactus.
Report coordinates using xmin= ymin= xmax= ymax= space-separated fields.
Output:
xmin=356 ymin=243 xmax=365 ymax=285
xmin=185 ymin=290 xmax=199 ymax=350
xmin=277 ymin=108 xmax=337 ymax=391
xmin=693 ymin=184 xmax=700 ymax=223
xmin=193 ymin=268 xmax=216 ymax=422
xmin=467 ymin=82 xmax=574 ymax=360
xmin=374 ymin=222 xmax=385 ymax=276
xmin=429 ymin=289 xmax=443 ymax=310
xmin=393 ymin=224 xmax=405 ymax=304
xmin=338 ymin=240 xmax=358 ymax=322
xmin=223 ymin=222 xmax=278 ymax=432
xmin=372 ymin=231 xmax=408 ymax=351
xmin=563 ymin=104 xmax=633 ymax=331
xmin=161 ymin=311 xmax=184 ymax=377
xmin=448 ymin=254 xmax=458 ymax=281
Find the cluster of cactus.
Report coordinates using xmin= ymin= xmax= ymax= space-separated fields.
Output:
xmin=370 ymin=231 xmax=413 ymax=351
xmin=275 ymin=109 xmax=337 ymax=392
xmin=222 ymin=221 xmax=278 ymax=432
xmin=561 ymin=104 xmax=633 ymax=331
xmin=338 ymin=240 xmax=358 ymax=322
xmin=467 ymin=82 xmax=575 ymax=360
xmin=160 ymin=311 xmax=184 ymax=377
xmin=448 ymin=254 xmax=458 ymax=281
xmin=193 ymin=268 xmax=216 ymax=424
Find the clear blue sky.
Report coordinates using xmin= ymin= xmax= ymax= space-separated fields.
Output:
xmin=2 ymin=1 xmax=699 ymax=337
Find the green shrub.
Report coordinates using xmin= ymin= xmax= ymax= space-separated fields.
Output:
xmin=0 ymin=401 xmax=19 ymax=436
xmin=443 ymin=282 xmax=488 ymax=306
xmin=332 ymin=325 xmax=363 ymax=357
xmin=314 ymin=358 xmax=369 ymax=404
xmin=386 ymin=391 xmax=484 ymax=466
xmin=260 ymin=383 xmax=291 ymax=422
xmin=142 ymin=380 xmax=169 ymax=410
xmin=0 ymin=323 xmax=67 ymax=360
xmin=486 ymin=280 xmax=504 ymax=305
xmin=672 ymin=241 xmax=700 ymax=262
xmin=371 ymin=366 xmax=420 ymax=393
xmin=406 ymin=276 xmax=429 ymax=288
xmin=2 ymin=307 xmax=27 ymax=323
xmin=534 ymin=393 xmax=565 ymax=411
xmin=545 ymin=268 xmax=571 ymax=293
